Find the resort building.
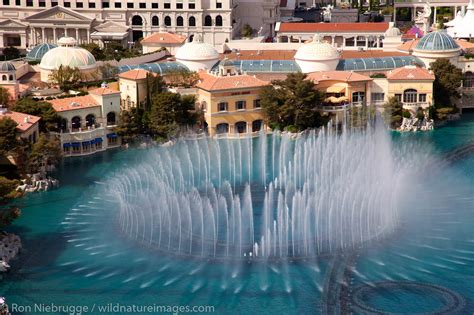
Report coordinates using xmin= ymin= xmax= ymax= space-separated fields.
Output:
xmin=141 ymin=32 xmax=187 ymax=55
xmin=0 ymin=107 xmax=40 ymax=143
xmin=0 ymin=61 xmax=20 ymax=102
xmin=118 ymin=69 xmax=154 ymax=110
xmin=195 ymin=61 xmax=269 ymax=136
xmin=49 ymin=85 xmax=121 ymax=156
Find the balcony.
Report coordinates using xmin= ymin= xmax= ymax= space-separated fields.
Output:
xmin=402 ymin=102 xmax=430 ymax=110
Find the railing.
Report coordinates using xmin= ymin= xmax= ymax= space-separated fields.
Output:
xmin=402 ymin=102 xmax=430 ymax=109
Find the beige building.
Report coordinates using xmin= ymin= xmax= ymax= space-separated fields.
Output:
xmin=141 ymin=32 xmax=187 ymax=55
xmin=49 ymin=86 xmax=121 ymax=156
xmin=196 ymin=62 xmax=269 ymax=136
xmin=118 ymin=69 xmax=153 ymax=110
xmin=0 ymin=107 xmax=40 ymax=143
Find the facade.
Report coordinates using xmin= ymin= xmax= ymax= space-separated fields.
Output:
xmin=141 ymin=32 xmax=187 ymax=54
xmin=49 ymin=86 xmax=121 ymax=156
xmin=118 ymin=69 xmax=153 ymax=110
xmin=0 ymin=61 xmax=20 ymax=102
xmin=0 ymin=107 xmax=40 ymax=143
xmin=0 ymin=1 xmax=233 ymax=50
xmin=196 ymin=63 xmax=269 ymax=136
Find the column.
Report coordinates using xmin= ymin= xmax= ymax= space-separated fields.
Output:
xmin=0 ymin=34 xmax=4 ymax=49
xmin=331 ymin=35 xmax=335 ymax=47
xmin=75 ymin=28 xmax=79 ymax=42
xmin=434 ymin=6 xmax=437 ymax=25
xmin=365 ymin=36 xmax=368 ymax=49
xmin=394 ymin=7 xmax=397 ymax=23
xmin=41 ymin=27 xmax=45 ymax=43
xmin=20 ymin=34 xmax=26 ymax=49
xmin=342 ymin=36 xmax=346 ymax=48
xmin=53 ymin=27 xmax=57 ymax=43
xmin=87 ymin=29 xmax=90 ymax=43
xmin=30 ymin=27 xmax=34 ymax=46
xmin=376 ymin=37 xmax=380 ymax=48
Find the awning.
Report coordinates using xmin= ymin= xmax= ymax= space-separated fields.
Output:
xmin=82 ymin=141 xmax=91 ymax=145
xmin=326 ymin=86 xmax=346 ymax=94
xmin=72 ymin=142 xmax=80 ymax=148
xmin=107 ymin=133 xmax=117 ymax=138
xmin=63 ymin=143 xmax=71 ymax=148
xmin=95 ymin=137 xmax=103 ymax=142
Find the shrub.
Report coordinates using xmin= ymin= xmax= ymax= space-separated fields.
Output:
xmin=370 ymin=73 xmax=386 ymax=78
xmin=402 ymin=110 xmax=411 ymax=118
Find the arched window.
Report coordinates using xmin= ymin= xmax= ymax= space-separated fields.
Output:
xmin=403 ymin=89 xmax=418 ymax=103
xmin=164 ymin=16 xmax=171 ymax=26
xmin=216 ymin=123 xmax=229 ymax=134
xmin=59 ymin=118 xmax=67 ymax=132
xmin=152 ymin=16 xmax=159 ymax=26
xmin=252 ymin=120 xmax=263 ymax=132
xmin=215 ymin=15 xmax=223 ymax=27
xmin=176 ymin=16 xmax=184 ymax=26
xmin=189 ymin=16 xmax=196 ymax=27
xmin=131 ymin=15 xmax=143 ymax=26
xmin=85 ymin=114 xmax=95 ymax=127
xmin=1 ymin=75 xmax=6 ymax=81
xmin=188 ymin=34 xmax=194 ymax=42
xmin=71 ymin=116 xmax=81 ymax=129
xmin=8 ymin=75 xmax=13 ymax=81
xmin=464 ymin=71 xmax=474 ymax=88
xmin=200 ymin=101 xmax=207 ymax=111
xmin=204 ymin=15 xmax=212 ymax=26
xmin=107 ymin=112 xmax=116 ymax=125
xmin=235 ymin=121 xmax=247 ymax=133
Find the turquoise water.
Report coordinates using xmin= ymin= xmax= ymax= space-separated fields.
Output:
xmin=2 ymin=115 xmax=474 ymax=314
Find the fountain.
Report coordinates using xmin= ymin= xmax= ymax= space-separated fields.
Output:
xmin=108 ymin=121 xmax=402 ymax=260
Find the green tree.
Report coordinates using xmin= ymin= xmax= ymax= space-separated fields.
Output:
xmin=0 ymin=87 xmax=12 ymax=106
xmin=144 ymin=73 xmax=165 ymax=112
xmin=0 ymin=176 xmax=20 ymax=201
xmin=13 ymin=98 xmax=60 ymax=132
xmin=2 ymin=47 xmax=20 ymax=60
xmin=150 ymin=92 xmax=197 ymax=139
xmin=27 ymin=135 xmax=62 ymax=174
xmin=48 ymin=65 xmax=83 ymax=91
xmin=80 ymin=42 xmax=106 ymax=60
xmin=0 ymin=117 xmax=18 ymax=155
xmin=115 ymin=107 xmax=147 ymax=142
xmin=430 ymin=59 xmax=464 ymax=107
xmin=260 ymin=72 xmax=328 ymax=131
xmin=382 ymin=96 xmax=403 ymax=129
xmin=241 ymin=24 xmax=253 ymax=38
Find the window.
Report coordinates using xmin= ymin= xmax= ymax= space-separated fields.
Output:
xmin=107 ymin=112 xmax=116 ymax=125
xmin=235 ymin=121 xmax=247 ymax=133
xmin=204 ymin=15 xmax=212 ymax=26
xmin=89 ymin=2 xmax=96 ymax=8
xmin=16 ymin=0 xmax=20 ymax=5
xmin=371 ymin=93 xmax=384 ymax=103
xmin=176 ymin=3 xmax=183 ymax=9
xmin=395 ymin=94 xmax=402 ymax=102
xmin=63 ymin=1 xmax=70 ymax=7
xmin=127 ymin=2 xmax=133 ymax=7
xmin=216 ymin=123 xmax=229 ymax=134
xmin=8 ymin=75 xmax=13 ymax=81
xmin=215 ymin=15 xmax=223 ymax=26
xmin=176 ymin=16 xmax=184 ymax=26
xmin=236 ymin=100 xmax=246 ymax=110
xmin=26 ymin=0 xmax=32 ymax=6
xmin=164 ymin=3 xmax=170 ymax=8
xmin=352 ymin=92 xmax=365 ymax=104
xmin=253 ymin=99 xmax=261 ymax=108
xmin=139 ymin=2 xmax=146 ymax=8
xmin=102 ymin=2 xmax=109 ymax=8
xmin=132 ymin=15 xmax=143 ymax=26
xmin=152 ymin=16 xmax=159 ymax=26
xmin=252 ymin=120 xmax=263 ymax=132
xmin=3 ymin=0 xmax=10 ymax=5
xmin=152 ymin=2 xmax=158 ymax=8
xmin=1 ymin=75 xmax=6 ymax=81
xmin=71 ymin=116 xmax=81 ymax=129
xmin=189 ymin=16 xmax=196 ymax=27
xmin=419 ymin=94 xmax=427 ymax=103
xmin=164 ymin=16 xmax=171 ymax=26
xmin=216 ymin=2 xmax=222 ymax=8
xmin=189 ymin=3 xmax=195 ymax=8
xmin=85 ymin=114 xmax=96 ymax=127
xmin=39 ymin=1 xmax=45 ymax=6
xmin=77 ymin=2 xmax=83 ymax=7
xmin=218 ymin=102 xmax=228 ymax=111
xmin=114 ymin=2 xmax=121 ymax=8
xmin=403 ymin=89 xmax=417 ymax=103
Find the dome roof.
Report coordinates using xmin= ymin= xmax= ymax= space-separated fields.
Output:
xmin=415 ymin=31 xmax=460 ymax=51
xmin=175 ymin=35 xmax=219 ymax=61
xmin=385 ymin=26 xmax=401 ymax=37
xmin=26 ymin=43 xmax=58 ymax=62
xmin=0 ymin=61 xmax=15 ymax=72
xmin=294 ymin=34 xmax=340 ymax=61
xmin=40 ymin=44 xmax=97 ymax=71
xmin=57 ymin=36 xmax=77 ymax=47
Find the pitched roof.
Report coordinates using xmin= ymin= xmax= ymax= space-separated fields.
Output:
xmin=0 ymin=110 xmax=40 ymax=132
xmin=118 ymin=69 xmax=152 ymax=80
xmin=386 ymin=66 xmax=435 ymax=81
xmin=141 ymin=32 xmax=187 ymax=45
xmin=89 ymin=87 xmax=120 ymax=95
xmin=196 ymin=72 xmax=269 ymax=91
xmin=49 ymin=95 xmax=100 ymax=112
xmin=278 ymin=22 xmax=389 ymax=33
xmin=306 ymin=71 xmax=372 ymax=83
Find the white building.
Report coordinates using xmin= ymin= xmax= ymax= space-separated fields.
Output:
xmin=294 ymin=34 xmax=340 ymax=73
xmin=0 ymin=1 xmax=234 ymax=50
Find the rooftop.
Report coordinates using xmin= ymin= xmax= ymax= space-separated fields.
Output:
xmin=277 ymin=22 xmax=389 ymax=33
xmin=386 ymin=66 xmax=435 ymax=80
xmin=336 ymin=56 xmax=425 ymax=71
xmin=196 ymin=72 xmax=269 ymax=91
xmin=117 ymin=62 xmax=189 ymax=75
xmin=89 ymin=87 xmax=121 ymax=95
xmin=118 ymin=69 xmax=153 ymax=80
xmin=0 ymin=110 xmax=41 ymax=132
xmin=141 ymin=32 xmax=187 ymax=45
xmin=49 ymin=95 xmax=100 ymax=112
xmin=306 ymin=71 xmax=372 ymax=83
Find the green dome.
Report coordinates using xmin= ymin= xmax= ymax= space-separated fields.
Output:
xmin=26 ymin=43 xmax=58 ymax=62
xmin=415 ymin=31 xmax=460 ymax=51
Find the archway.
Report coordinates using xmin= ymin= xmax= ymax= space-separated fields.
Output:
xmin=235 ymin=121 xmax=247 ymax=133
xmin=164 ymin=16 xmax=172 ymax=26
xmin=152 ymin=16 xmax=159 ymax=26
xmin=215 ymin=15 xmax=223 ymax=26
xmin=403 ymin=89 xmax=417 ymax=103
xmin=204 ymin=15 xmax=212 ymax=26
xmin=189 ymin=16 xmax=196 ymax=27
xmin=85 ymin=114 xmax=95 ymax=127
xmin=216 ymin=123 xmax=229 ymax=134
xmin=71 ymin=116 xmax=81 ymax=129
xmin=131 ymin=15 xmax=143 ymax=26
xmin=252 ymin=120 xmax=263 ymax=132
xmin=177 ymin=16 xmax=184 ymax=27
xmin=107 ymin=112 xmax=116 ymax=125
xmin=132 ymin=30 xmax=143 ymax=42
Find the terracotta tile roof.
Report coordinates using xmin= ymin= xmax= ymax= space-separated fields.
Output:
xmin=278 ymin=22 xmax=389 ymax=33
xmin=89 ymin=87 xmax=120 ymax=95
xmin=118 ymin=69 xmax=152 ymax=80
xmin=49 ymin=95 xmax=100 ymax=112
xmin=141 ymin=32 xmax=187 ymax=45
xmin=456 ymin=40 xmax=474 ymax=50
xmin=196 ymin=71 xmax=269 ymax=91
xmin=306 ymin=71 xmax=372 ymax=83
xmin=386 ymin=66 xmax=435 ymax=81
xmin=0 ymin=110 xmax=40 ymax=132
